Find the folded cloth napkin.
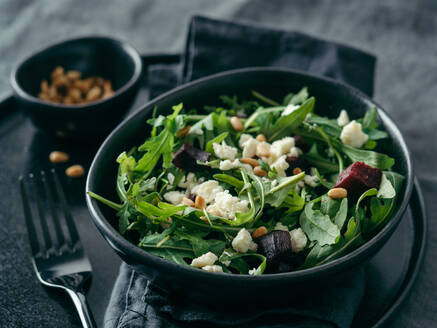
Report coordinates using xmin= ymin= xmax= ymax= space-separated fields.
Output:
xmin=105 ymin=15 xmax=375 ymax=328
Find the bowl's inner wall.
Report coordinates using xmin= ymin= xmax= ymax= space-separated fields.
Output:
xmin=90 ymin=70 xmax=409 ymax=244
xmin=16 ymin=39 xmax=137 ymax=97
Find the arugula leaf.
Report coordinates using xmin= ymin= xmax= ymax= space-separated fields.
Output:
xmin=264 ymin=173 xmax=305 ymax=207
xmin=377 ymin=173 xmax=396 ymax=199
xmin=135 ymin=104 xmax=183 ymax=173
xmin=268 ymin=97 xmax=315 ymax=141
xmin=139 ymin=233 xmax=194 ymax=266
xmin=287 ymin=87 xmax=309 ymax=105
xmin=336 ymin=142 xmax=395 ymax=169
xmin=205 ymin=132 xmax=229 ymax=153
xmin=219 ymin=248 xmax=266 ymax=275
xmin=367 ymin=171 xmax=404 ymax=232
xmin=307 ymin=116 xmax=342 ymax=138
xmin=355 ymin=188 xmax=378 ymax=220
xmin=320 ymin=196 xmax=348 ymax=230
xmin=87 ymin=191 xmax=122 ymax=211
xmin=299 ymin=202 xmax=341 ymax=246
xmin=303 ymin=144 xmax=339 ymax=173
xmin=117 ymin=202 xmax=133 ymax=234
xmin=213 ymin=173 xmax=244 ymax=190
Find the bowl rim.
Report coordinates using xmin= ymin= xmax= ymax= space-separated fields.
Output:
xmin=86 ymin=66 xmax=414 ymax=281
xmin=9 ymin=35 xmax=143 ymax=110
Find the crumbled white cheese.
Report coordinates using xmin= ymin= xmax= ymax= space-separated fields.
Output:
xmin=167 ymin=173 xmax=175 ymax=185
xmin=232 ymin=228 xmax=256 ymax=253
xmin=290 ymin=228 xmax=308 ymax=253
xmin=295 ymin=180 xmax=305 ymax=194
xmin=191 ymin=252 xmax=218 ymax=268
xmin=337 ymin=109 xmax=350 ymax=126
xmin=270 ymin=137 xmax=295 ymax=160
xmin=202 ymin=265 xmax=224 ymax=273
xmin=274 ymin=222 xmax=289 ymax=231
xmin=239 ymin=134 xmax=253 ymax=148
xmin=340 ymin=120 xmax=368 ymax=148
xmin=304 ymin=174 xmax=319 ymax=187
xmin=282 ymin=104 xmax=299 ymax=116
xmin=242 ymin=138 xmax=259 ymax=158
xmin=219 ymin=159 xmax=252 ymax=172
xmin=178 ymin=172 xmax=198 ymax=193
xmin=271 ymin=155 xmax=289 ymax=177
xmin=163 ymin=191 xmax=185 ymax=205
xmin=287 ymin=146 xmax=303 ymax=158
xmin=248 ymin=268 xmax=257 ymax=275
xmin=212 ymin=191 xmax=249 ymax=220
xmin=213 ymin=141 xmax=238 ymax=160
xmin=192 ymin=180 xmax=224 ymax=204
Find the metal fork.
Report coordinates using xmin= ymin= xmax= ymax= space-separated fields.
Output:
xmin=19 ymin=169 xmax=96 ymax=328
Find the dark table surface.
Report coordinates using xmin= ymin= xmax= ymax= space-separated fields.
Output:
xmin=1 ymin=1 xmax=436 ymax=327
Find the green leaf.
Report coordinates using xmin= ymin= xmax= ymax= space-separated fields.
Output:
xmin=307 ymin=116 xmax=342 ymax=138
xmin=299 ymin=202 xmax=341 ymax=246
xmin=117 ymin=202 xmax=132 ymax=234
xmin=355 ymin=188 xmax=378 ymax=220
xmin=377 ymin=173 xmax=396 ymax=199
xmin=139 ymin=233 xmax=194 ymax=266
xmin=288 ymin=87 xmax=309 ymax=105
xmin=362 ymin=107 xmax=378 ymax=130
xmin=264 ymin=173 xmax=305 ymax=207
xmin=320 ymin=196 xmax=348 ymax=230
xmin=303 ymin=144 xmax=339 ymax=173
xmin=87 ymin=191 xmax=122 ymax=211
xmin=336 ymin=142 xmax=395 ymax=169
xmin=334 ymin=198 xmax=348 ymax=230
xmin=268 ymin=97 xmax=315 ymax=141
xmin=206 ymin=132 xmax=229 ymax=153
xmin=219 ymin=248 xmax=266 ymax=275
xmin=213 ymin=173 xmax=244 ymax=190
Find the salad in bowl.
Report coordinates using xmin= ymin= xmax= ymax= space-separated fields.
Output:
xmin=88 ymin=87 xmax=404 ymax=275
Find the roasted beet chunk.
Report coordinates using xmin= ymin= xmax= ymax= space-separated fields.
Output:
xmin=334 ymin=162 xmax=382 ymax=198
xmin=257 ymin=231 xmax=292 ymax=266
xmin=171 ymin=143 xmax=211 ymax=172
xmin=286 ymin=156 xmax=309 ymax=172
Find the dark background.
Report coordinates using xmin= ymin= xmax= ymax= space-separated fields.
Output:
xmin=0 ymin=0 xmax=436 ymax=327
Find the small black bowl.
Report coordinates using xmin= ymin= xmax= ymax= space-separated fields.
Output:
xmin=86 ymin=67 xmax=413 ymax=307
xmin=10 ymin=36 xmax=142 ymax=139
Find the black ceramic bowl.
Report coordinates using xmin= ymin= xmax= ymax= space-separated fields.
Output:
xmin=86 ymin=68 xmax=413 ymax=306
xmin=10 ymin=36 xmax=142 ymax=139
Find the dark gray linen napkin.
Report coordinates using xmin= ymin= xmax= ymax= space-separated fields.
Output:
xmin=105 ymin=15 xmax=376 ymax=328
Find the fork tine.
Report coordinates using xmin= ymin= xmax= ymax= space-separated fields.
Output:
xmin=41 ymin=171 xmax=66 ymax=248
xmin=29 ymin=173 xmax=53 ymax=253
xmin=19 ymin=176 xmax=41 ymax=256
xmin=51 ymin=169 xmax=79 ymax=246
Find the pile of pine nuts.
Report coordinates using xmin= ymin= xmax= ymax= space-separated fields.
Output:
xmin=38 ymin=66 xmax=114 ymax=105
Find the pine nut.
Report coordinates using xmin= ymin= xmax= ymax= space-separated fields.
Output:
xmin=240 ymin=157 xmax=259 ymax=167
xmin=86 ymin=86 xmax=102 ymax=102
xmin=256 ymin=134 xmax=266 ymax=142
xmin=49 ymin=151 xmax=69 ymax=163
xmin=328 ymin=187 xmax=348 ymax=199
xmin=195 ymin=195 xmax=206 ymax=209
xmin=253 ymin=166 xmax=267 ymax=177
xmin=256 ymin=142 xmax=270 ymax=157
xmin=252 ymin=226 xmax=268 ymax=238
xmin=65 ymin=165 xmax=85 ymax=178
xmin=230 ymin=116 xmax=243 ymax=131
xmin=182 ymin=197 xmax=195 ymax=207
xmin=176 ymin=125 xmax=191 ymax=138
xmin=292 ymin=167 xmax=302 ymax=175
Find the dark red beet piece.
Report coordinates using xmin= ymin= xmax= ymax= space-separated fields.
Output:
xmin=334 ymin=161 xmax=382 ymax=198
xmin=171 ymin=143 xmax=211 ymax=172
xmin=294 ymin=135 xmax=310 ymax=152
xmin=257 ymin=230 xmax=292 ymax=266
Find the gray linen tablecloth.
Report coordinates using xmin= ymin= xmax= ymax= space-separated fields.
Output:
xmin=0 ymin=1 xmax=436 ymax=327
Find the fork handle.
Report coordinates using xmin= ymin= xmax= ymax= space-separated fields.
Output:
xmin=66 ymin=289 xmax=96 ymax=328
